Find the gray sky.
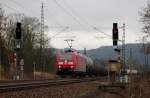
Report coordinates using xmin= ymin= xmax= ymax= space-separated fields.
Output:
xmin=0 ymin=0 xmax=148 ymax=49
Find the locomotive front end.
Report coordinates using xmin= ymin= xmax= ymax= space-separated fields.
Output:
xmin=56 ymin=54 xmax=76 ymax=75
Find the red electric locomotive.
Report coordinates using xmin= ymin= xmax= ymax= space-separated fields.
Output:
xmin=56 ymin=49 xmax=88 ymax=76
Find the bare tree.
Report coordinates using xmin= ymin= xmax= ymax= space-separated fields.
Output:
xmin=0 ymin=5 xmax=56 ymax=79
xmin=140 ymin=1 xmax=150 ymax=53
xmin=140 ymin=1 xmax=150 ymax=35
xmin=140 ymin=1 xmax=150 ymax=75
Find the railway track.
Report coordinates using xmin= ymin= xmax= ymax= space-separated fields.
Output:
xmin=0 ymin=77 xmax=102 ymax=93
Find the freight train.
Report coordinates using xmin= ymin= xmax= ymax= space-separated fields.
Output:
xmin=55 ymin=49 xmax=107 ymax=76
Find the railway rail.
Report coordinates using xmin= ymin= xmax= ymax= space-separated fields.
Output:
xmin=0 ymin=77 xmax=102 ymax=93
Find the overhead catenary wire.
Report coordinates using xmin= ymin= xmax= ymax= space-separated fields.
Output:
xmin=50 ymin=26 xmax=70 ymax=39
xmin=60 ymin=0 xmax=95 ymax=28
xmin=59 ymin=0 xmax=112 ymax=39
xmin=60 ymin=0 xmax=92 ymax=30
xmin=51 ymin=0 xmax=113 ymax=49
xmin=2 ymin=0 xmax=112 ymax=38
xmin=4 ymin=0 xmax=39 ymax=16
xmin=2 ymin=0 xmax=67 ymax=40
xmin=1 ymin=0 xmax=68 ymax=30
xmin=1 ymin=2 xmax=21 ymax=13
xmin=3 ymin=0 xmax=112 ymax=39
xmin=52 ymin=0 xmax=91 ymax=31
xmin=93 ymin=27 xmax=112 ymax=38
xmin=1 ymin=1 xmax=40 ymax=23
xmin=2 ymin=0 xmax=113 ymax=50
xmin=44 ymin=3 xmax=69 ymax=29
xmin=52 ymin=0 xmax=110 ymax=48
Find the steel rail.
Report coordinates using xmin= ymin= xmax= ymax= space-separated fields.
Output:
xmin=0 ymin=77 xmax=102 ymax=93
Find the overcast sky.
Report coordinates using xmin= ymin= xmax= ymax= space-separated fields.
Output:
xmin=0 ymin=0 xmax=148 ymax=49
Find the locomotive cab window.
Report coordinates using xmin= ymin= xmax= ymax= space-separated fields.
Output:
xmin=59 ymin=55 xmax=72 ymax=61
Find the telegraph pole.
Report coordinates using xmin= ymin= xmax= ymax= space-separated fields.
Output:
xmin=40 ymin=2 xmax=45 ymax=78
xmin=122 ymin=23 xmax=126 ymax=70
xmin=84 ymin=48 xmax=86 ymax=55
xmin=0 ymin=8 xmax=2 ymax=80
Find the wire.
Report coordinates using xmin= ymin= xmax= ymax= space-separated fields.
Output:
xmin=59 ymin=0 xmax=112 ymax=38
xmin=2 ymin=0 xmax=64 ymax=34
xmin=44 ymin=5 xmax=67 ymax=28
xmin=5 ymin=0 xmax=39 ymax=16
xmin=94 ymin=36 xmax=111 ymax=39
xmin=75 ymin=42 xmax=87 ymax=49
xmin=1 ymin=2 xmax=20 ymax=13
xmin=93 ymin=27 xmax=112 ymax=38
xmin=58 ymin=0 xmax=92 ymax=33
xmin=50 ymin=26 xmax=69 ymax=39
xmin=52 ymin=0 xmax=88 ymax=29
xmin=62 ymin=0 xmax=93 ymax=27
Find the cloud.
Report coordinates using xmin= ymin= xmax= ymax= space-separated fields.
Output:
xmin=1 ymin=0 xmax=147 ymax=49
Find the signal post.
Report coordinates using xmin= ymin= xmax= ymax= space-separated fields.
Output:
xmin=14 ymin=22 xmax=23 ymax=80
xmin=109 ymin=23 xmax=126 ymax=82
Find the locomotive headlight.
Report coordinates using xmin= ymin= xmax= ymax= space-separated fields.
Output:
xmin=68 ymin=62 xmax=73 ymax=65
xmin=58 ymin=65 xmax=62 ymax=68
xmin=70 ymin=65 xmax=74 ymax=69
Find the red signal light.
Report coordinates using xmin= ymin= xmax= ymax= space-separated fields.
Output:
xmin=112 ymin=23 xmax=119 ymax=46
xmin=13 ymin=53 xmax=17 ymax=61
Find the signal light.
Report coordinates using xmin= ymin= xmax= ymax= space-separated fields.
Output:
xmin=113 ymin=40 xmax=118 ymax=46
xmin=13 ymin=53 xmax=17 ymax=62
xmin=112 ymin=23 xmax=119 ymax=46
xmin=16 ymin=22 xmax=22 ymax=39
xmin=113 ymin=29 xmax=118 ymax=40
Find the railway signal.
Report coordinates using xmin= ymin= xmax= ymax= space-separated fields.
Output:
xmin=112 ymin=23 xmax=118 ymax=46
xmin=13 ymin=52 xmax=17 ymax=62
xmin=14 ymin=22 xmax=22 ymax=80
xmin=15 ymin=22 xmax=22 ymax=39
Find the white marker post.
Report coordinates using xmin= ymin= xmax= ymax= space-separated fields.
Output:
xmin=20 ymin=59 xmax=24 ymax=80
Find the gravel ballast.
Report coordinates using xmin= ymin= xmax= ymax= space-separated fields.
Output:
xmin=0 ymin=80 xmax=132 ymax=98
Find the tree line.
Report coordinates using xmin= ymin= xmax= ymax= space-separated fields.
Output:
xmin=0 ymin=7 xmax=56 ymax=79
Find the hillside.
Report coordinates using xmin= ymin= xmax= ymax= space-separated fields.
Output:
xmin=85 ymin=43 xmax=149 ymax=65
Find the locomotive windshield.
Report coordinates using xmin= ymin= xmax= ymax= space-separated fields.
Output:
xmin=59 ymin=55 xmax=72 ymax=61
